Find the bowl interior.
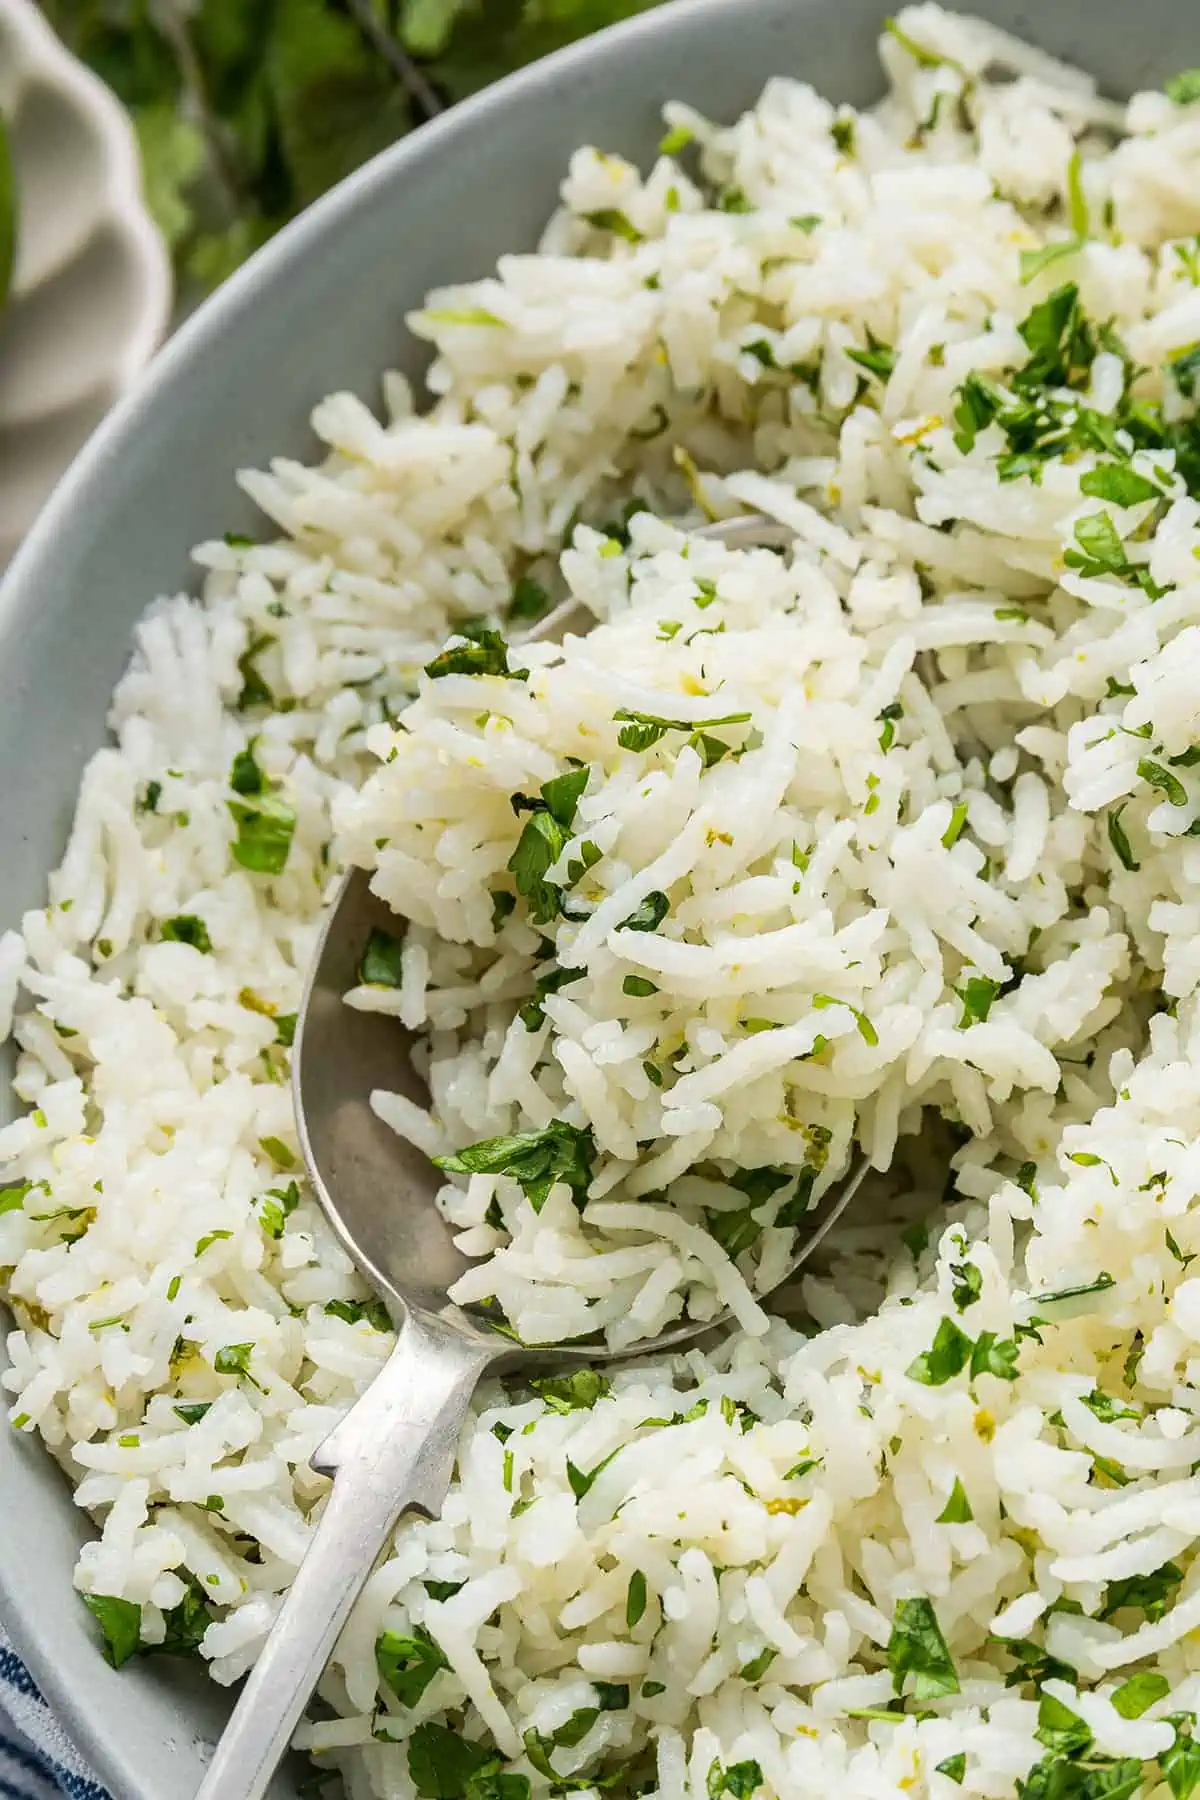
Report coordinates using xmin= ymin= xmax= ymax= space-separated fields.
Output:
xmin=0 ymin=1 xmax=1188 ymax=1794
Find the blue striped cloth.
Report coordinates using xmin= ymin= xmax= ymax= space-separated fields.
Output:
xmin=0 ymin=1633 xmax=108 ymax=1800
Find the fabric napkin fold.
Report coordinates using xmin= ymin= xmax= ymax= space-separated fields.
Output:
xmin=0 ymin=1629 xmax=109 ymax=1800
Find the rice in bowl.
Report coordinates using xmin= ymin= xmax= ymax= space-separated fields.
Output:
xmin=7 ymin=7 xmax=1200 ymax=1796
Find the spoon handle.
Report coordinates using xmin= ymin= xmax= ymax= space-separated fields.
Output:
xmin=194 ymin=1308 xmax=495 ymax=1800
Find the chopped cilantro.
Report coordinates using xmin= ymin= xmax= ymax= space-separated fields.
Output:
xmin=1110 ymin=1671 xmax=1168 ymax=1718
xmin=434 ymin=1120 xmax=594 ymax=1213
xmin=1167 ymin=69 xmax=1200 ymax=104
xmin=228 ymin=792 xmax=296 ymax=875
xmin=260 ymin=1180 xmax=300 ymax=1240
xmin=958 ymin=975 xmax=1001 ymax=1026
xmin=509 ymin=575 xmax=551 ymax=622
xmin=1107 ymin=806 xmax=1140 ymax=872
xmin=626 ymin=1569 xmax=647 ymax=1627
xmin=1102 ymin=1561 xmax=1183 ymax=1622
xmin=950 ymin=1260 xmax=982 ymax=1310
xmin=936 ymin=1477 xmax=973 ymax=1523
xmin=160 ymin=914 xmax=212 ymax=953
xmin=846 ymin=328 xmax=895 ymax=383
xmin=1139 ymin=757 xmax=1189 ymax=807
xmin=530 ymin=1370 xmax=610 ymax=1413
xmin=358 ymin=927 xmax=405 ymax=987
xmin=619 ymin=890 xmax=670 ymax=933
xmin=887 ymin=1596 xmax=960 ymax=1700
xmin=83 ymin=1594 xmax=142 ymax=1668
xmin=425 ymin=630 xmax=525 ymax=681
xmin=582 ymin=208 xmax=642 ymax=242
xmin=376 ymin=1625 xmax=449 ymax=1706
xmin=1080 ymin=465 xmax=1162 ymax=507
xmin=324 ymin=1298 xmax=392 ymax=1332
xmin=906 ymin=1317 xmax=973 ymax=1386
xmin=566 ymin=1446 xmax=622 ymax=1500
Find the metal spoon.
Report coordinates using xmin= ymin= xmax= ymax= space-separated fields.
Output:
xmin=195 ymin=515 xmax=867 ymax=1800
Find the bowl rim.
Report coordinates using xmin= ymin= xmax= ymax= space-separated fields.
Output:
xmin=0 ymin=0 xmax=172 ymax=392
xmin=0 ymin=0 xmax=761 ymax=1788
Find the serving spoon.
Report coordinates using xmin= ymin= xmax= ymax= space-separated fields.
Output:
xmin=195 ymin=515 xmax=868 ymax=1800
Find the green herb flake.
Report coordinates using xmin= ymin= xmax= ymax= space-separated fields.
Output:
xmin=406 ymin=1721 xmax=506 ymax=1800
xmin=237 ymin=634 xmax=275 ymax=710
xmin=160 ymin=915 xmax=212 ymax=953
xmin=1139 ymin=757 xmax=1190 ymax=807
xmin=906 ymin=1316 xmax=973 ymax=1386
xmin=936 ymin=1476 xmax=973 ymax=1523
xmin=887 ymin=1595 xmax=960 ymax=1700
xmin=1035 ymin=1690 xmax=1093 ymax=1756
xmin=509 ymin=576 xmax=551 ymax=622
xmin=324 ymin=1298 xmax=392 ymax=1333
xmin=1080 ymin=465 xmax=1162 ymax=507
xmin=812 ymin=992 xmax=878 ymax=1045
xmin=566 ymin=1446 xmax=621 ymax=1501
xmin=739 ymin=1646 xmax=777 ymax=1683
xmin=1163 ymin=1718 xmax=1200 ymax=1800
xmin=582 ymin=208 xmax=642 ymax=243
xmin=530 ymin=1370 xmax=611 ymax=1414
xmin=173 ymin=1402 xmax=211 ymax=1425
xmin=970 ymin=1330 xmax=1021 ymax=1383
xmin=1107 ymin=806 xmax=1140 ymax=872
xmin=228 ymin=792 xmax=296 ymax=875
xmin=377 ymin=1625 xmax=449 ymax=1706
xmin=626 ymin=1569 xmax=648 ymax=1627
xmin=942 ymin=801 xmax=969 ymax=848
xmin=618 ymin=890 xmax=671 ymax=933
xmin=1110 ymin=1671 xmax=1169 ymax=1718
xmin=425 ymin=629 xmax=525 ymax=682
xmin=434 ymin=1120 xmax=594 ymax=1214
xmin=1167 ymin=70 xmax=1200 ymax=105
xmin=214 ymin=1342 xmax=255 ymax=1380
xmin=846 ymin=328 xmax=896 ymax=384
xmin=936 ymin=1754 xmax=966 ymax=1784
xmin=358 ymin=927 xmax=405 ymax=988
xmin=83 ymin=1594 xmax=142 ymax=1669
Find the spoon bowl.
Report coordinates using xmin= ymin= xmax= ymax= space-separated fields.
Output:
xmin=194 ymin=514 xmax=868 ymax=1800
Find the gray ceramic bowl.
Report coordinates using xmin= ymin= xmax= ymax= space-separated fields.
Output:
xmin=0 ymin=0 xmax=1189 ymax=1794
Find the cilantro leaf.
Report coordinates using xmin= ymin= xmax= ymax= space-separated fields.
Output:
xmin=1035 ymin=1692 xmax=1092 ymax=1756
xmin=1080 ymin=465 xmax=1162 ymax=507
xmin=160 ymin=914 xmax=212 ymax=953
xmin=228 ymin=792 xmax=296 ymax=875
xmin=407 ymin=1723 xmax=499 ymax=1800
xmin=425 ymin=630 xmax=525 ymax=681
xmin=83 ymin=1594 xmax=142 ymax=1669
xmin=434 ymin=1120 xmax=594 ymax=1213
xmin=1110 ymin=1671 xmax=1168 ymax=1718
xmin=887 ymin=1596 xmax=960 ymax=1700
xmin=1102 ymin=1561 xmax=1183 ymax=1622
xmin=1107 ymin=806 xmax=1140 ymax=872
xmin=1139 ymin=757 xmax=1189 ymax=807
xmin=846 ymin=328 xmax=895 ymax=383
xmin=376 ymin=1625 xmax=449 ymax=1706
xmin=936 ymin=1476 xmax=973 ymax=1523
xmin=618 ymin=891 xmax=670 ymax=933
xmin=1167 ymin=69 xmax=1200 ymax=104
xmin=359 ymin=927 xmax=405 ymax=987
xmin=906 ymin=1317 xmax=973 ymax=1386
xmin=970 ymin=1331 xmax=1021 ymax=1382
xmin=530 ymin=1370 xmax=611 ymax=1413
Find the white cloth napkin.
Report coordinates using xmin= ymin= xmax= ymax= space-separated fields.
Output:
xmin=0 ymin=1628 xmax=108 ymax=1800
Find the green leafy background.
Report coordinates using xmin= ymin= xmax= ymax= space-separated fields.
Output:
xmin=44 ymin=0 xmax=672 ymax=302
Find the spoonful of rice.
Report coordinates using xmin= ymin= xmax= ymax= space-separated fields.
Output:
xmin=194 ymin=514 xmax=868 ymax=1800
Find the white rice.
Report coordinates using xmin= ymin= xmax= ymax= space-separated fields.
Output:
xmin=8 ymin=8 xmax=1200 ymax=1796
